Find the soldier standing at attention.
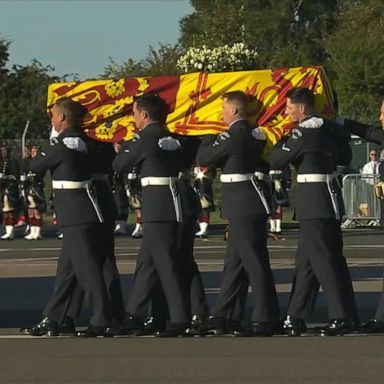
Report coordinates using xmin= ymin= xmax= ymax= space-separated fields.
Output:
xmin=270 ymin=87 xmax=356 ymax=336
xmin=196 ymin=91 xmax=280 ymax=336
xmin=0 ymin=143 xmax=21 ymax=240
xmin=23 ymin=144 xmax=47 ymax=240
xmin=113 ymin=93 xmax=188 ymax=337
xmin=21 ymin=98 xmax=112 ymax=337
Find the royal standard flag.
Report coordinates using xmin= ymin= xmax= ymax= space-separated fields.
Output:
xmin=47 ymin=66 xmax=336 ymax=150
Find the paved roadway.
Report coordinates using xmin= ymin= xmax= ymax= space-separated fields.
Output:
xmin=0 ymin=227 xmax=383 ymax=383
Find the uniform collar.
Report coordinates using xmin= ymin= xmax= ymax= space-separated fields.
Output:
xmin=58 ymin=126 xmax=82 ymax=138
xmin=229 ymin=118 xmax=247 ymax=128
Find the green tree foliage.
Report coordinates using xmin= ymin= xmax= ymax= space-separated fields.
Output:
xmin=179 ymin=0 xmax=340 ymax=68
xmin=324 ymin=0 xmax=384 ymax=123
xmin=0 ymin=37 xmax=10 ymax=78
xmin=102 ymin=43 xmax=184 ymax=78
xmin=0 ymin=57 xmax=66 ymax=139
xmin=0 ymin=35 xmax=79 ymax=138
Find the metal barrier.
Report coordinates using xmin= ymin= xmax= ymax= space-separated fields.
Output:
xmin=342 ymin=173 xmax=382 ymax=228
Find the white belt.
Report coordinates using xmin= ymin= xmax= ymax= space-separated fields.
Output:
xmin=269 ymin=170 xmax=282 ymax=175
xmin=52 ymin=180 xmax=91 ymax=189
xmin=220 ymin=172 xmax=265 ymax=183
xmin=297 ymin=174 xmax=333 ymax=183
xmin=141 ymin=176 xmax=177 ymax=187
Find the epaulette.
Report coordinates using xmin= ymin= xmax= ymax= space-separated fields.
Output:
xmin=291 ymin=128 xmax=303 ymax=140
xmin=218 ymin=132 xmax=230 ymax=141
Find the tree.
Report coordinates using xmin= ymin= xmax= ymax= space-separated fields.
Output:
xmin=324 ymin=0 xmax=384 ymax=123
xmin=101 ymin=43 xmax=184 ymax=78
xmin=179 ymin=0 xmax=343 ymax=68
xmin=0 ymin=36 xmax=10 ymax=78
xmin=0 ymin=60 xmax=66 ymax=139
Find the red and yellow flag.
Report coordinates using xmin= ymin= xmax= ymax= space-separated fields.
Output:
xmin=47 ymin=66 xmax=335 ymax=148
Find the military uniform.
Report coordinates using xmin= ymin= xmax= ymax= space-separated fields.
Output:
xmin=54 ymin=141 xmax=125 ymax=325
xmin=269 ymin=165 xmax=291 ymax=234
xmin=193 ymin=166 xmax=216 ymax=237
xmin=270 ymin=116 xmax=355 ymax=322
xmin=196 ymin=119 xmax=280 ymax=324
xmin=28 ymin=128 xmax=111 ymax=327
xmin=112 ymin=171 xmax=129 ymax=222
xmin=0 ymin=153 xmax=21 ymax=239
xmin=148 ymin=137 xmax=208 ymax=331
xmin=22 ymin=166 xmax=47 ymax=211
xmin=113 ymin=122 xmax=188 ymax=326
xmin=126 ymin=166 xmax=143 ymax=238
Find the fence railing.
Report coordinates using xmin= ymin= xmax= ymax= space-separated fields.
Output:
xmin=342 ymin=173 xmax=382 ymax=228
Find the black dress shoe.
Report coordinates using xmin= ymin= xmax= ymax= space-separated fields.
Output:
xmin=228 ymin=320 xmax=250 ymax=337
xmin=134 ymin=316 xmax=167 ymax=336
xmin=318 ymin=319 xmax=354 ymax=336
xmin=359 ymin=319 xmax=384 ymax=334
xmin=283 ymin=315 xmax=307 ymax=336
xmin=118 ymin=315 xmax=144 ymax=335
xmin=206 ymin=316 xmax=229 ymax=335
xmin=185 ymin=315 xmax=208 ymax=336
xmin=155 ymin=323 xmax=188 ymax=338
xmin=76 ymin=325 xmax=114 ymax=338
xmin=20 ymin=317 xmax=59 ymax=337
xmin=59 ymin=317 xmax=76 ymax=336
xmin=250 ymin=322 xmax=276 ymax=337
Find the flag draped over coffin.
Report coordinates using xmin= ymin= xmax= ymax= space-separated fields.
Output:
xmin=47 ymin=66 xmax=336 ymax=150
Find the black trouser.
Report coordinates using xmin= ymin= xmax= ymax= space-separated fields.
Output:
xmin=64 ymin=221 xmax=125 ymax=324
xmin=212 ymin=215 xmax=280 ymax=323
xmin=126 ymin=222 xmax=188 ymax=324
xmin=177 ymin=215 xmax=208 ymax=317
xmin=288 ymin=219 xmax=349 ymax=320
xmin=288 ymin=222 xmax=359 ymax=323
xmin=44 ymin=223 xmax=111 ymax=326
xmin=149 ymin=215 xmax=208 ymax=321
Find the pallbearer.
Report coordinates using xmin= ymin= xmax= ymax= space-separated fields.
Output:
xmin=113 ymin=93 xmax=188 ymax=337
xmin=270 ymin=87 xmax=356 ymax=336
xmin=197 ymin=91 xmax=280 ymax=336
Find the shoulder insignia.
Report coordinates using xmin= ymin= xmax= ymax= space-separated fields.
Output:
xmin=299 ymin=117 xmax=324 ymax=129
xmin=282 ymin=143 xmax=291 ymax=152
xmin=252 ymin=127 xmax=266 ymax=141
xmin=158 ymin=136 xmax=181 ymax=151
xmin=132 ymin=133 xmax=141 ymax=142
xmin=219 ymin=132 xmax=230 ymax=141
xmin=291 ymin=128 xmax=303 ymax=140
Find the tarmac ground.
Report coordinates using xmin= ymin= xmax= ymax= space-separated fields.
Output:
xmin=0 ymin=226 xmax=383 ymax=383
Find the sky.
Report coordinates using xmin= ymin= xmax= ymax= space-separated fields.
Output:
xmin=0 ymin=0 xmax=193 ymax=79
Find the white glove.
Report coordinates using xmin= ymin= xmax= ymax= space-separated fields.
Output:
xmin=63 ymin=137 xmax=87 ymax=152
xmin=158 ymin=136 xmax=181 ymax=151
xmin=252 ymin=127 xmax=266 ymax=141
